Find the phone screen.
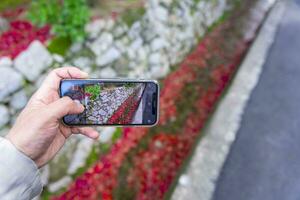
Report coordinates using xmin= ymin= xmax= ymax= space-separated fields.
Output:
xmin=59 ymin=79 xmax=159 ymax=126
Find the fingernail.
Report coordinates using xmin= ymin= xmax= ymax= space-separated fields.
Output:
xmin=81 ymin=71 xmax=88 ymax=77
xmin=74 ymin=100 xmax=83 ymax=108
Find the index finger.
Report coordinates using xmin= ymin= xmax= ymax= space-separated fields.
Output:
xmin=42 ymin=67 xmax=88 ymax=90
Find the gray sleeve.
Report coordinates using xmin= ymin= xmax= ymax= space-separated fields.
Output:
xmin=0 ymin=137 xmax=42 ymax=200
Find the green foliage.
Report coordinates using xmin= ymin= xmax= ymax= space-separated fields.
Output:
xmin=124 ymin=82 xmax=135 ymax=88
xmin=121 ymin=7 xmax=145 ymax=27
xmin=112 ymin=128 xmax=123 ymax=143
xmin=27 ymin=0 xmax=90 ymax=42
xmin=85 ymin=84 xmax=101 ymax=100
xmin=47 ymin=36 xmax=72 ymax=56
xmin=99 ymin=143 xmax=111 ymax=154
xmin=27 ymin=0 xmax=58 ymax=26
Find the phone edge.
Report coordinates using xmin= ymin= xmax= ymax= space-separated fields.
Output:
xmin=59 ymin=78 xmax=160 ymax=127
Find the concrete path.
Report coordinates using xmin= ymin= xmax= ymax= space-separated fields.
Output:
xmin=213 ymin=0 xmax=300 ymax=199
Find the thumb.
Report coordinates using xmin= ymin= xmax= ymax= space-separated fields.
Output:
xmin=47 ymin=96 xmax=85 ymax=119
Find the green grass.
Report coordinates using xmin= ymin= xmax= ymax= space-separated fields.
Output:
xmin=85 ymin=84 xmax=101 ymax=100
xmin=0 ymin=0 xmax=29 ymax=12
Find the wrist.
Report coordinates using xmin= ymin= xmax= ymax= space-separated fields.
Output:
xmin=5 ymin=133 xmax=37 ymax=167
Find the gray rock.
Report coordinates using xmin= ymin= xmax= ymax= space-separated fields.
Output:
xmin=141 ymin=26 xmax=157 ymax=42
xmin=149 ymin=52 xmax=162 ymax=65
xmin=108 ymin=110 xmax=113 ymax=115
xmin=113 ymin=24 xmax=128 ymax=38
xmin=130 ymin=38 xmax=143 ymax=50
xmin=10 ymin=90 xmax=28 ymax=110
xmin=9 ymin=112 xmax=18 ymax=126
xmin=160 ymin=0 xmax=173 ymax=6
xmin=128 ymin=61 xmax=138 ymax=69
xmin=127 ymin=48 xmax=137 ymax=60
xmin=14 ymin=40 xmax=53 ymax=82
xmin=99 ymin=67 xmax=117 ymax=78
xmin=34 ymin=72 xmax=48 ymax=89
xmin=85 ymin=19 xmax=105 ymax=39
xmin=0 ymin=57 xmax=13 ymax=68
xmin=48 ymin=176 xmax=72 ymax=193
xmin=137 ymin=47 xmax=147 ymax=62
xmin=0 ymin=105 xmax=9 ymax=128
xmin=104 ymin=18 xmax=115 ymax=31
xmin=154 ymin=6 xmax=169 ymax=22
xmin=99 ymin=127 xmax=116 ymax=143
xmin=114 ymin=41 xmax=127 ymax=54
xmin=67 ymin=138 xmax=94 ymax=174
xmin=0 ymin=66 xmax=23 ymax=101
xmin=87 ymin=116 xmax=97 ymax=121
xmin=178 ymin=174 xmax=191 ymax=186
xmin=151 ymin=38 xmax=168 ymax=51
xmin=69 ymin=42 xmax=83 ymax=53
xmin=120 ymin=36 xmax=130 ymax=46
xmin=89 ymin=32 xmax=113 ymax=56
xmin=0 ymin=127 xmax=9 ymax=137
xmin=96 ymin=47 xmax=121 ymax=66
xmin=149 ymin=63 xmax=169 ymax=78
xmin=98 ymin=109 xmax=106 ymax=115
xmin=73 ymin=57 xmax=92 ymax=69
xmin=52 ymin=54 xmax=64 ymax=63
xmin=128 ymin=22 xmax=142 ymax=40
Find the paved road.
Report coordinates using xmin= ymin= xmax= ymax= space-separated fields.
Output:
xmin=213 ymin=0 xmax=300 ymax=200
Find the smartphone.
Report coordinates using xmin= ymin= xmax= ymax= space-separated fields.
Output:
xmin=59 ymin=79 xmax=159 ymax=126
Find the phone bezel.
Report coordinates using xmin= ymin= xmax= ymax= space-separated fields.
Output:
xmin=59 ymin=78 xmax=160 ymax=127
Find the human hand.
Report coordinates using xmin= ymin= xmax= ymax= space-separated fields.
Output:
xmin=5 ymin=67 xmax=99 ymax=168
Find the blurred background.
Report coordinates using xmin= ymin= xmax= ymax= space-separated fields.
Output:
xmin=0 ymin=0 xmax=298 ymax=200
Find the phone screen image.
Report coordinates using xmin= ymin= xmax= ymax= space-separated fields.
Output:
xmin=60 ymin=79 xmax=159 ymax=126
